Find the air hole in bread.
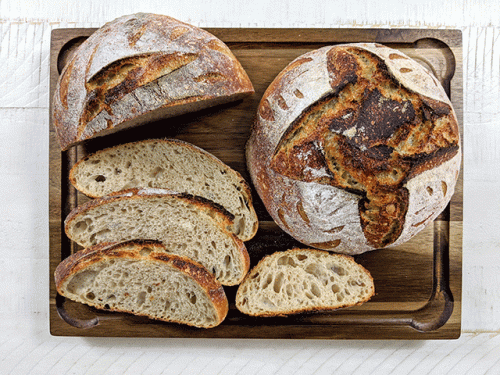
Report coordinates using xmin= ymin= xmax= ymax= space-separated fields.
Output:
xmin=262 ymin=297 xmax=276 ymax=308
xmin=305 ymin=263 xmax=321 ymax=278
xmin=95 ymin=175 xmax=106 ymax=182
xmin=86 ymin=292 xmax=96 ymax=300
xmin=311 ymin=283 xmax=321 ymax=298
xmin=427 ymin=186 xmax=434 ymax=195
xmin=263 ymin=274 xmax=273 ymax=289
xmin=277 ymin=256 xmax=298 ymax=267
xmin=187 ymin=292 xmax=197 ymax=304
xmin=73 ymin=219 xmax=90 ymax=235
xmin=273 ymin=272 xmax=284 ymax=293
xmin=150 ymin=166 xmax=165 ymax=178
xmin=296 ymin=254 xmax=308 ymax=261
xmin=331 ymin=265 xmax=346 ymax=276
xmin=332 ymin=284 xmax=340 ymax=293
xmin=400 ymin=67 xmax=413 ymax=73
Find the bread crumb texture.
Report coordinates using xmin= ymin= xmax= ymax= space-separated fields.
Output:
xmin=55 ymin=242 xmax=228 ymax=328
xmin=236 ymin=248 xmax=374 ymax=317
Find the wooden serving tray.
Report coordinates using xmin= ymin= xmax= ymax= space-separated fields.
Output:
xmin=49 ymin=27 xmax=463 ymax=339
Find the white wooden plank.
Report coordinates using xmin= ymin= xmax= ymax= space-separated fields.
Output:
xmin=461 ymin=26 xmax=500 ymax=332
xmin=1 ymin=0 xmax=500 ymax=28
xmin=0 ymin=0 xmax=500 ymax=372
xmin=0 ymin=109 xmax=48 ymax=261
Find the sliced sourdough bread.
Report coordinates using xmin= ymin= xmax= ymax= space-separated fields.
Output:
xmin=64 ymin=188 xmax=250 ymax=286
xmin=69 ymin=138 xmax=258 ymax=241
xmin=55 ymin=240 xmax=228 ymax=328
xmin=235 ymin=248 xmax=374 ymax=317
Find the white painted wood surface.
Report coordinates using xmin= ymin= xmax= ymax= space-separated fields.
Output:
xmin=1 ymin=0 xmax=499 ymax=373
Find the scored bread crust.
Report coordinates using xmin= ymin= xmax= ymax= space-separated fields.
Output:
xmin=246 ymin=43 xmax=461 ymax=254
xmin=64 ymin=188 xmax=250 ymax=286
xmin=235 ymin=248 xmax=375 ymax=317
xmin=55 ymin=240 xmax=228 ymax=328
xmin=52 ymin=13 xmax=254 ymax=151
xmin=68 ymin=138 xmax=258 ymax=241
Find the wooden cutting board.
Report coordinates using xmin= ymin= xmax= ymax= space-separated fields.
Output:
xmin=49 ymin=27 xmax=463 ymax=339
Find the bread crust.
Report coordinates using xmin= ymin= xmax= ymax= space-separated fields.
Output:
xmin=64 ymin=187 xmax=250 ymax=285
xmin=246 ymin=43 xmax=461 ymax=254
xmin=68 ymin=138 xmax=258 ymax=240
xmin=55 ymin=240 xmax=228 ymax=328
xmin=52 ymin=13 xmax=254 ymax=151
xmin=235 ymin=248 xmax=375 ymax=317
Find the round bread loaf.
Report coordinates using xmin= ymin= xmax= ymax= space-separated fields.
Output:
xmin=246 ymin=43 xmax=461 ymax=254
xmin=52 ymin=13 xmax=254 ymax=151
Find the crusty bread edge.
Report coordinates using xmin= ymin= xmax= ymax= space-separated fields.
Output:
xmin=69 ymin=138 xmax=259 ymax=240
xmin=64 ymin=187 xmax=251 ymax=286
xmin=246 ymin=43 xmax=461 ymax=254
xmin=54 ymin=240 xmax=229 ymax=328
xmin=235 ymin=248 xmax=375 ymax=317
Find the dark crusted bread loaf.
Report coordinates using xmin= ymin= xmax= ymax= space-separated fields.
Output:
xmin=52 ymin=13 xmax=254 ymax=150
xmin=69 ymin=138 xmax=258 ymax=241
xmin=246 ymin=43 xmax=461 ymax=254
xmin=64 ymin=188 xmax=250 ymax=286
xmin=55 ymin=240 xmax=228 ymax=328
xmin=235 ymin=248 xmax=374 ymax=317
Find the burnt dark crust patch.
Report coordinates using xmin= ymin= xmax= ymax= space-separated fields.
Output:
xmin=270 ymin=46 xmax=459 ymax=248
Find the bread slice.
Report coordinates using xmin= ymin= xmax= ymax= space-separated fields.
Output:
xmin=69 ymin=138 xmax=258 ymax=241
xmin=64 ymin=188 xmax=250 ymax=286
xmin=55 ymin=240 xmax=228 ymax=328
xmin=52 ymin=13 xmax=254 ymax=151
xmin=235 ymin=248 xmax=374 ymax=317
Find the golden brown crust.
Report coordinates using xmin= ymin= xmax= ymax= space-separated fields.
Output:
xmin=64 ymin=187 xmax=236 ymax=230
xmin=63 ymin=187 xmax=250 ymax=286
xmin=52 ymin=13 xmax=254 ymax=151
xmin=248 ymin=44 xmax=460 ymax=251
xmin=68 ymin=138 xmax=256 ymax=228
xmin=54 ymin=240 xmax=228 ymax=327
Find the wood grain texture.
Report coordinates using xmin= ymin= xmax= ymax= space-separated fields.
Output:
xmin=1 ymin=0 xmax=500 ymax=372
xmin=48 ymin=28 xmax=463 ymax=339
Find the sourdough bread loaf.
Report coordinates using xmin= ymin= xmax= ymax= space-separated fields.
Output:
xmin=64 ymin=188 xmax=250 ymax=286
xmin=55 ymin=240 xmax=228 ymax=328
xmin=69 ymin=138 xmax=258 ymax=241
xmin=246 ymin=43 xmax=461 ymax=254
xmin=235 ymin=248 xmax=374 ymax=317
xmin=52 ymin=13 xmax=254 ymax=150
